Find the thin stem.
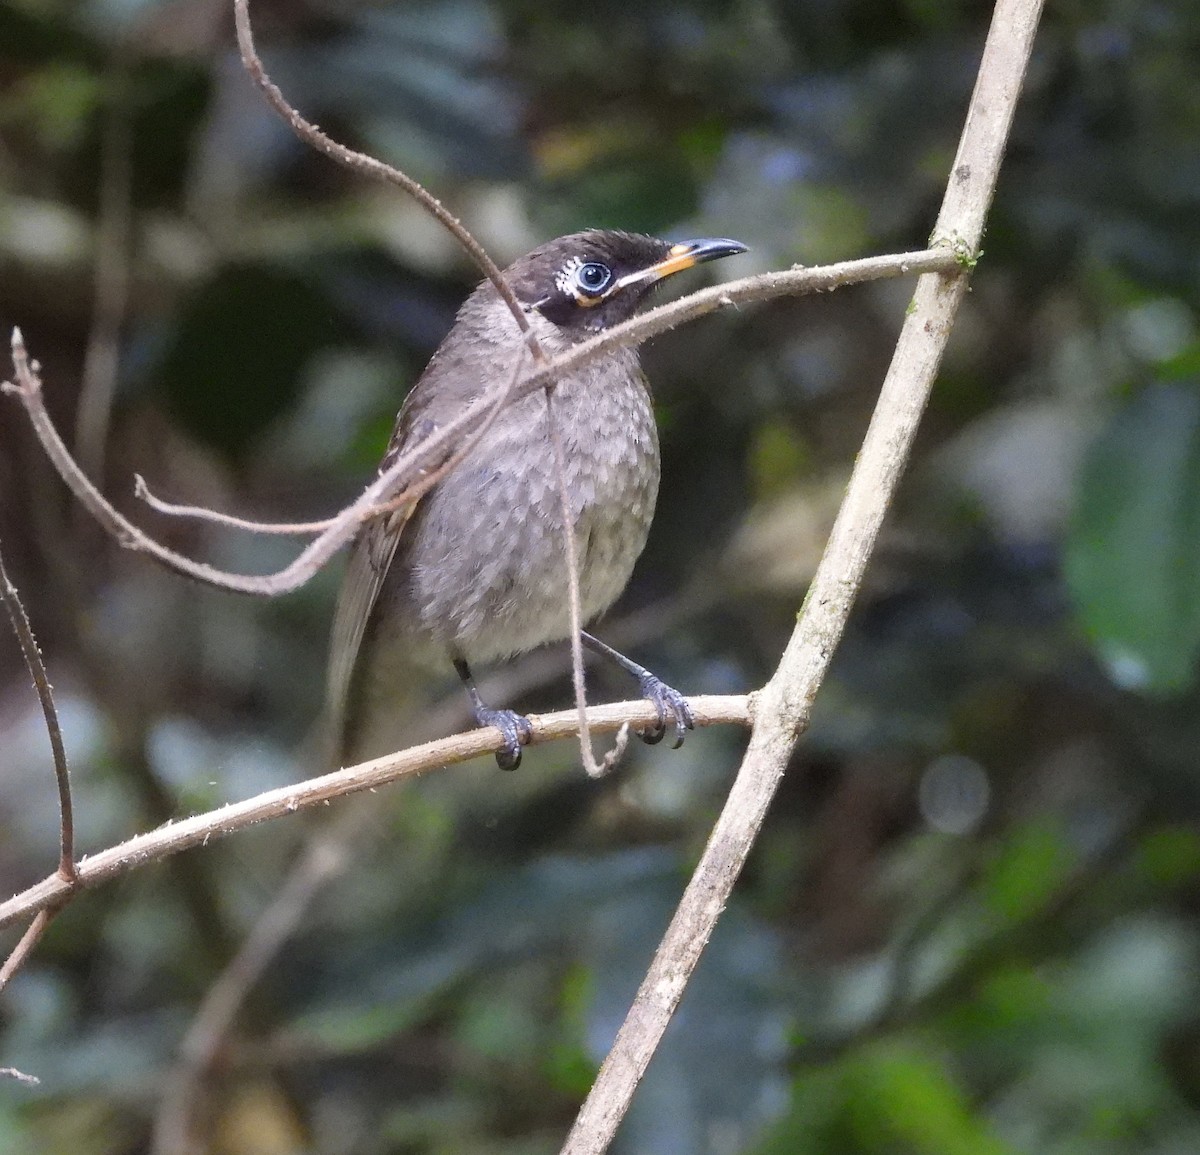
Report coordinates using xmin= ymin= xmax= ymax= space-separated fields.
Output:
xmin=0 ymin=542 xmax=75 ymax=879
xmin=543 ymin=389 xmax=615 ymax=778
xmin=134 ymin=475 xmax=341 ymax=536
xmin=232 ymin=0 xmax=542 ymax=360
xmin=0 ymin=910 xmax=56 ymax=994
xmin=152 ymin=831 xmax=348 ymax=1155
xmin=0 ymin=1067 xmax=40 ymax=1085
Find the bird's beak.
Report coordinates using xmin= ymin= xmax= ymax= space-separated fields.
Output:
xmin=615 ymin=237 xmax=748 ymax=291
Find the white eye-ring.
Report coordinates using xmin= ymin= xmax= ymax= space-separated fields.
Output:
xmin=557 ymin=256 xmax=614 ymax=304
xmin=575 ymin=261 xmax=612 ymax=294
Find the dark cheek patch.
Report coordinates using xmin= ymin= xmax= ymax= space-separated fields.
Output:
xmin=536 ymin=292 xmax=580 ymax=327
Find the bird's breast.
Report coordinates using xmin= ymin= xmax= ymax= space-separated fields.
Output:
xmin=383 ymin=347 xmax=660 ymax=665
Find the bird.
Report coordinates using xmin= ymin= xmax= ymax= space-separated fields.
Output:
xmin=326 ymin=229 xmax=747 ymax=770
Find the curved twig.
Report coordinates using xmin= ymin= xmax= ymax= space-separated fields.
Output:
xmin=134 ymin=475 xmax=340 ymax=536
xmin=0 ymin=544 xmax=75 ymax=880
xmin=232 ymin=0 xmax=541 ymax=358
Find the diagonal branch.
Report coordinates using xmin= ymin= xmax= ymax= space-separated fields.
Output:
xmin=3 ymin=250 xmax=956 ymax=598
xmin=0 ymin=693 xmax=750 ymax=932
xmin=558 ymin=0 xmax=1047 ymax=1150
xmin=0 ymin=909 xmax=56 ymax=995
xmin=0 ymin=544 xmax=75 ymax=881
xmin=232 ymin=0 xmax=539 ymax=353
xmin=0 ymin=543 xmax=78 ymax=998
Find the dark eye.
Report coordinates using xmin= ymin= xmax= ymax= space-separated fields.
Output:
xmin=574 ymin=262 xmax=612 ymax=295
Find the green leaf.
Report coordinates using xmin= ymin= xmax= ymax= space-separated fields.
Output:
xmin=1136 ymin=826 xmax=1200 ymax=886
xmin=846 ymin=1044 xmax=1017 ymax=1155
xmin=1065 ymin=383 xmax=1200 ymax=694
xmin=981 ymin=821 xmax=1072 ymax=923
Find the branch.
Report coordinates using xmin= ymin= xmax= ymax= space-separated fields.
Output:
xmin=134 ymin=475 xmax=340 ymax=535
xmin=232 ymin=0 xmax=540 ymax=355
xmin=0 ymin=544 xmax=75 ymax=880
xmin=544 ymin=390 xmax=629 ymax=777
xmin=0 ymin=694 xmax=750 ymax=931
xmin=0 ymin=1067 xmax=40 ymax=1085
xmin=558 ymin=0 xmax=1047 ymax=1150
xmin=0 ymin=544 xmax=77 ymax=997
xmin=0 ymin=909 xmax=55 ymax=994
xmin=3 ymin=250 xmax=954 ymax=597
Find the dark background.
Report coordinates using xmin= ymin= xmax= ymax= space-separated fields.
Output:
xmin=3 ymin=1 xmax=1200 ymax=1152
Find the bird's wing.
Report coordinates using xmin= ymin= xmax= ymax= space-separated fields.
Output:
xmin=324 ymin=405 xmax=431 ymax=763
xmin=325 ymin=508 xmax=412 ymax=763
xmin=323 ymin=286 xmax=505 ymax=761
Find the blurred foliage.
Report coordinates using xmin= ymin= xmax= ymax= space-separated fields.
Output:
xmin=3 ymin=0 xmax=1200 ymax=1153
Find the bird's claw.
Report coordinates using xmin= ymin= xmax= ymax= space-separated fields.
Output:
xmin=636 ymin=673 xmax=694 ymax=749
xmin=476 ymin=707 xmax=533 ymax=771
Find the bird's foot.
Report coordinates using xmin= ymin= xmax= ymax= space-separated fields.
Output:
xmin=578 ymin=633 xmax=695 ymax=751
xmin=635 ymin=671 xmax=694 ymax=749
xmin=474 ymin=706 xmax=533 ymax=771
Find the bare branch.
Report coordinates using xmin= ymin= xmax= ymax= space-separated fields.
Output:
xmin=0 ymin=693 xmax=750 ymax=932
xmin=0 ymin=543 xmax=75 ymax=880
xmin=0 ymin=909 xmax=55 ymax=994
xmin=559 ymin=0 xmax=1047 ymax=1150
xmin=4 ymin=250 xmax=954 ymax=598
xmin=136 ymin=335 xmax=532 ymax=557
xmin=232 ymin=0 xmax=541 ymax=357
xmin=544 ymin=390 xmax=611 ymax=777
xmin=2 ymin=326 xmax=516 ymax=598
xmin=134 ymin=475 xmax=341 ymax=536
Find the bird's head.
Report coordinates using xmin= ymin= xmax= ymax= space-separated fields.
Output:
xmin=505 ymin=229 xmax=747 ymax=337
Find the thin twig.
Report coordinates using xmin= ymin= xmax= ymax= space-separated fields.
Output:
xmin=135 ymin=340 xmax=529 ymax=547
xmin=0 ymin=909 xmax=55 ymax=994
xmin=0 ymin=693 xmax=750 ymax=932
xmin=4 ymin=250 xmax=956 ymax=600
xmin=544 ymin=390 xmax=608 ymax=777
xmin=558 ymin=1 xmax=1046 ymax=1150
xmin=232 ymin=0 xmax=541 ymax=358
xmin=2 ymin=324 xmax=521 ymax=598
xmin=0 ymin=543 xmax=75 ymax=879
xmin=134 ymin=476 xmax=340 ymax=536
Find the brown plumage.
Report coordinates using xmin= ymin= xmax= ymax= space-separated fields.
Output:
xmin=327 ymin=230 xmax=746 ymax=768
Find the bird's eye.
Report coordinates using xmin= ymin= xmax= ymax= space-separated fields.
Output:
xmin=574 ymin=262 xmax=612 ymax=296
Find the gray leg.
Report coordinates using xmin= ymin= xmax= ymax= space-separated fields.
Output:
xmin=580 ymin=632 xmax=694 ymax=749
xmin=454 ymin=657 xmax=532 ymax=771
